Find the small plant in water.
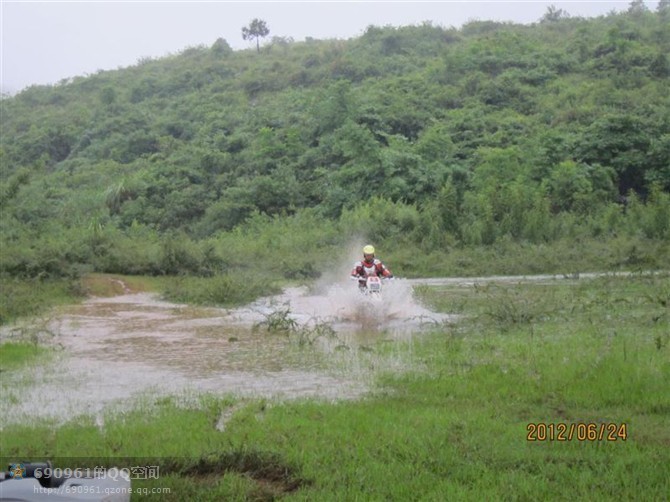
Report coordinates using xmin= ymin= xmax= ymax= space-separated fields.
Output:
xmin=254 ymin=303 xmax=299 ymax=334
xmin=294 ymin=321 xmax=338 ymax=348
xmin=254 ymin=304 xmax=340 ymax=347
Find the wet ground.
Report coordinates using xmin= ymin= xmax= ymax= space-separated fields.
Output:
xmin=1 ymin=279 xmax=450 ymax=426
xmin=3 ymin=270 xmax=653 ymax=426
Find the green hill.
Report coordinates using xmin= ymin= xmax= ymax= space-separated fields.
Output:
xmin=1 ymin=6 xmax=669 ymax=314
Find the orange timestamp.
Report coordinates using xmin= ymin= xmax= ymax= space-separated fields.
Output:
xmin=526 ymin=422 xmax=628 ymax=442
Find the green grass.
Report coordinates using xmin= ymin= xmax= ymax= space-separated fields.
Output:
xmin=80 ymin=273 xmax=170 ymax=297
xmin=80 ymin=271 xmax=283 ymax=307
xmin=2 ymin=231 xmax=668 ymax=325
xmin=0 ymin=272 xmax=282 ymax=325
xmin=0 ymin=342 xmax=54 ymax=408
xmin=0 ymin=276 xmax=84 ymax=326
xmin=0 ymin=342 xmax=51 ymax=371
xmin=159 ymin=273 xmax=282 ymax=307
xmin=389 ymin=235 xmax=670 ymax=278
xmin=1 ymin=274 xmax=668 ymax=500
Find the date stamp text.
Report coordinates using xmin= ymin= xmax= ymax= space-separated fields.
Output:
xmin=526 ymin=422 xmax=628 ymax=442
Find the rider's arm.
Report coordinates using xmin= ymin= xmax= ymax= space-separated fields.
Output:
xmin=378 ymin=261 xmax=393 ymax=278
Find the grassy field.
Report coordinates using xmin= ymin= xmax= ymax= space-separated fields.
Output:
xmin=1 ymin=273 xmax=668 ymax=500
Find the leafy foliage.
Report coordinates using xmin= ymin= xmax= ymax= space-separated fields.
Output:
xmin=242 ymin=18 xmax=270 ymax=53
xmin=0 ymin=9 xmax=668 ymax=295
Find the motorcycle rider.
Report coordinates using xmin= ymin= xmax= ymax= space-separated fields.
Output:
xmin=350 ymin=245 xmax=393 ymax=289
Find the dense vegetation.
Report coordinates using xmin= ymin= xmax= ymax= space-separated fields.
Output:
xmin=1 ymin=4 xmax=669 ymax=319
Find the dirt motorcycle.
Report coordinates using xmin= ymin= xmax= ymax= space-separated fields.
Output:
xmin=0 ymin=461 xmax=131 ymax=501
xmin=353 ymin=275 xmax=390 ymax=298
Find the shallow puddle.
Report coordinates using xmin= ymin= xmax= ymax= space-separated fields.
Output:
xmin=1 ymin=279 xmax=451 ymax=426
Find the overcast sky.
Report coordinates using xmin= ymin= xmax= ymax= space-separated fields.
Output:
xmin=1 ymin=1 xmax=646 ymax=94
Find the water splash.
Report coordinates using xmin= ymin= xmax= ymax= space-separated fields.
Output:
xmin=0 ymin=274 xmax=453 ymax=427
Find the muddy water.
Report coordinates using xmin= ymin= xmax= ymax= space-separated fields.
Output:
xmin=1 ymin=279 xmax=451 ymax=427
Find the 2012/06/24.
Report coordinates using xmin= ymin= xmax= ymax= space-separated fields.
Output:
xmin=526 ymin=422 xmax=628 ymax=442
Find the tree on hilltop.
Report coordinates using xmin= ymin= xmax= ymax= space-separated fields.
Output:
xmin=541 ymin=5 xmax=570 ymax=22
xmin=242 ymin=19 xmax=270 ymax=53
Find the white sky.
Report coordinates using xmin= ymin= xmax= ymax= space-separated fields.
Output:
xmin=0 ymin=1 xmax=645 ymax=94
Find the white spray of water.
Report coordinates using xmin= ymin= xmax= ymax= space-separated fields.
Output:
xmin=262 ymin=240 xmax=449 ymax=335
xmin=0 ymin=242 xmax=452 ymax=427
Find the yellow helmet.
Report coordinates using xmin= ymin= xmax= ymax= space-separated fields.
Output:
xmin=363 ymin=245 xmax=375 ymax=255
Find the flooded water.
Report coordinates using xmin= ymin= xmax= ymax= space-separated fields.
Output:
xmin=1 ymin=278 xmax=451 ymax=427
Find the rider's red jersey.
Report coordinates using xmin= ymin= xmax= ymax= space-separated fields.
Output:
xmin=351 ymin=259 xmax=392 ymax=280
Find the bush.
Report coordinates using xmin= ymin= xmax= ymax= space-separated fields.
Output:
xmin=340 ymin=197 xmax=421 ymax=245
xmin=0 ymin=276 xmax=83 ymax=325
xmin=160 ymin=273 xmax=279 ymax=307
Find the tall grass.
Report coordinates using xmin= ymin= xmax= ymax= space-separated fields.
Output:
xmin=0 ymin=276 xmax=84 ymax=326
xmin=2 ymin=274 xmax=668 ymax=499
xmin=1 ymin=196 xmax=668 ymax=323
xmin=160 ymin=273 xmax=281 ymax=307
